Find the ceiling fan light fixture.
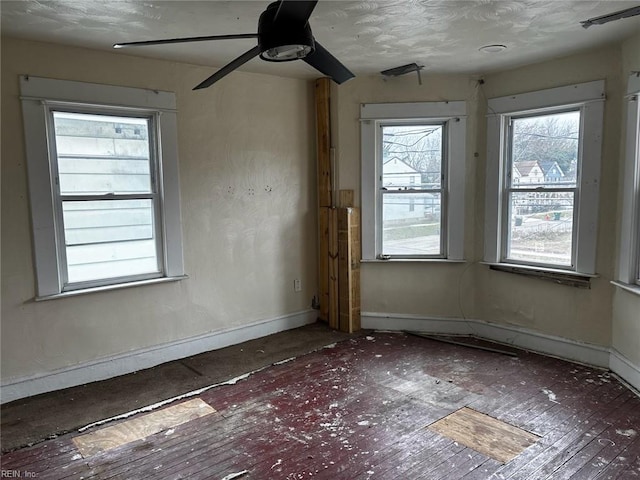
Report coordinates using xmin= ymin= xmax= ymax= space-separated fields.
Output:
xmin=261 ymin=43 xmax=313 ymax=61
xmin=257 ymin=2 xmax=316 ymax=63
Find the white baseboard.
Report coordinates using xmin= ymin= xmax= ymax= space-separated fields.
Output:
xmin=610 ymin=348 xmax=640 ymax=393
xmin=363 ymin=312 xmax=610 ymax=368
xmin=362 ymin=312 xmax=633 ymax=381
xmin=1 ymin=309 xmax=317 ymax=404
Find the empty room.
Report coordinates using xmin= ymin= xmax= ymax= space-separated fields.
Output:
xmin=1 ymin=1 xmax=639 ymax=478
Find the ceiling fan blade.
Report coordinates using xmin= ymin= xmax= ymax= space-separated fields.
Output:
xmin=114 ymin=33 xmax=258 ymax=49
xmin=273 ymin=0 xmax=318 ymax=25
xmin=304 ymin=41 xmax=354 ymax=84
xmin=193 ymin=45 xmax=261 ymax=90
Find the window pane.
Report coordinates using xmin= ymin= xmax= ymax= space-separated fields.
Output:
xmin=382 ymin=125 xmax=442 ymax=191
xmin=53 ymin=112 xmax=152 ymax=195
xmin=382 ymin=192 xmax=441 ymax=255
xmin=507 ymin=191 xmax=574 ymax=266
xmin=62 ymin=199 xmax=159 ymax=283
xmin=511 ymin=111 xmax=580 ymax=188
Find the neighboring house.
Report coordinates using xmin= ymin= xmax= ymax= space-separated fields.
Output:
xmin=513 ymin=160 xmax=544 ymax=184
xmin=512 ymin=160 xmax=571 ymax=216
xmin=538 ymin=160 xmax=566 ymax=183
xmin=512 ymin=164 xmax=522 ymax=184
xmin=382 ymin=157 xmax=428 ymax=221
xmin=382 ymin=157 xmax=421 ymax=188
xmin=514 ymin=160 xmax=566 ymax=184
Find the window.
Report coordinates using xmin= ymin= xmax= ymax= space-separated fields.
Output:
xmin=361 ymin=101 xmax=466 ymax=261
xmin=21 ymin=76 xmax=185 ymax=298
xmin=484 ymin=81 xmax=605 ymax=275
xmin=617 ymin=73 xmax=640 ymax=287
xmin=504 ymin=110 xmax=579 ymax=267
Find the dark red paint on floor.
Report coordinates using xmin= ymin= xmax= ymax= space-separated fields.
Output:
xmin=1 ymin=332 xmax=639 ymax=479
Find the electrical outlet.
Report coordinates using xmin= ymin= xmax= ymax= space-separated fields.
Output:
xmin=294 ymin=279 xmax=302 ymax=292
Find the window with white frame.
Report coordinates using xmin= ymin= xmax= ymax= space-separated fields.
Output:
xmin=484 ymin=81 xmax=605 ymax=275
xmin=20 ymin=76 xmax=185 ymax=298
xmin=617 ymin=73 xmax=640 ymax=287
xmin=361 ymin=102 xmax=466 ymax=261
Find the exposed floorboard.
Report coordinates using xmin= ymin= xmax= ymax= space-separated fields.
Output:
xmin=1 ymin=332 xmax=639 ymax=479
xmin=1 ymin=321 xmax=363 ymax=452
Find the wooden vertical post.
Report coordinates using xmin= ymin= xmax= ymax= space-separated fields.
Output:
xmin=316 ymin=77 xmax=336 ymax=326
xmin=316 ymin=78 xmax=332 ymax=208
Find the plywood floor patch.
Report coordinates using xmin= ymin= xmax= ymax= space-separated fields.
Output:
xmin=73 ymin=398 xmax=216 ymax=457
xmin=428 ymin=407 xmax=539 ymax=463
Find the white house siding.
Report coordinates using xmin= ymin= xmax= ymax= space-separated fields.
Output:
xmin=54 ymin=113 xmax=159 ymax=284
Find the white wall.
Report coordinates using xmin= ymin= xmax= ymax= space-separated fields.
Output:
xmin=1 ymin=38 xmax=317 ymax=387
xmin=332 ymin=74 xmax=479 ymax=318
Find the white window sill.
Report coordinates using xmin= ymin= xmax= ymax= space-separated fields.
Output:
xmin=611 ymin=281 xmax=640 ymax=297
xmin=34 ymin=275 xmax=188 ymax=302
xmin=482 ymin=262 xmax=597 ymax=288
xmin=361 ymin=258 xmax=466 ymax=264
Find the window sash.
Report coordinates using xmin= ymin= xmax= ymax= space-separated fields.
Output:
xmin=46 ymin=106 xmax=166 ymax=290
xmin=499 ymin=109 xmax=582 ymax=269
xmin=58 ymin=198 xmax=165 ymax=291
xmin=502 ymin=189 xmax=577 ymax=268
xmin=377 ymin=121 xmax=447 ymax=258
xmin=380 ymin=189 xmax=445 ymax=257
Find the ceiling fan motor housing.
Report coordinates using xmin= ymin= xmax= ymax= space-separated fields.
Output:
xmin=258 ymin=1 xmax=315 ymax=61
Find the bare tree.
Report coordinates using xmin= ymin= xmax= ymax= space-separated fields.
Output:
xmin=382 ymin=126 xmax=442 ymax=185
xmin=512 ymin=112 xmax=579 ymax=179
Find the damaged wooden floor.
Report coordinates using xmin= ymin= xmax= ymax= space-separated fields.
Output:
xmin=1 ymin=332 xmax=639 ymax=479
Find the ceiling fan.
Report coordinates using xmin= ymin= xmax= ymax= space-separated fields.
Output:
xmin=113 ymin=0 xmax=354 ymax=90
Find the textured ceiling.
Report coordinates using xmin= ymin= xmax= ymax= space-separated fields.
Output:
xmin=2 ymin=1 xmax=640 ymax=80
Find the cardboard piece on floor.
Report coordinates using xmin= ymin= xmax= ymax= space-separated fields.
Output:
xmin=428 ymin=407 xmax=539 ymax=463
xmin=73 ymin=398 xmax=216 ymax=457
